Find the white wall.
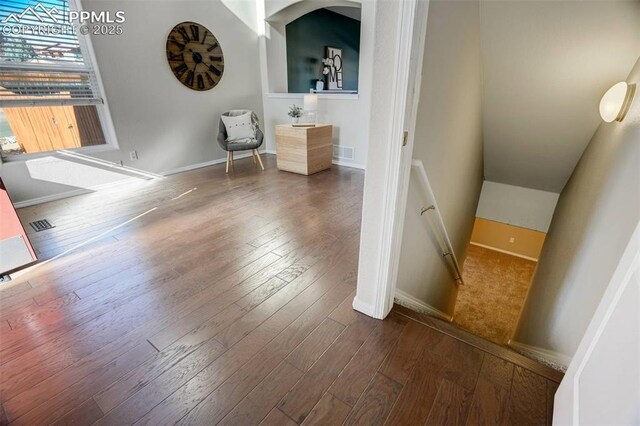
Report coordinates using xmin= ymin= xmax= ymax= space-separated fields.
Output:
xmin=221 ymin=0 xmax=259 ymax=34
xmin=0 ymin=0 xmax=263 ymax=204
xmin=554 ymin=222 xmax=640 ymax=425
xmin=396 ymin=0 xmax=484 ymax=317
xmin=513 ymin=57 xmax=640 ymax=363
xmin=476 ymin=181 xmax=559 ymax=233
xmin=263 ymin=20 xmax=288 ymax=93
xmin=480 ymin=0 xmax=640 ymax=192
xmin=266 ymin=0 xmax=300 ymax=18
xmin=260 ymin=0 xmax=372 ymax=169
xmin=262 ymin=94 xmax=368 ymax=168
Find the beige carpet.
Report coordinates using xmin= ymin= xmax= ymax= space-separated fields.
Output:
xmin=453 ymin=244 xmax=536 ymax=345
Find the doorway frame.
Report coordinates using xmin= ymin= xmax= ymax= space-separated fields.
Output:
xmin=352 ymin=0 xmax=430 ymax=319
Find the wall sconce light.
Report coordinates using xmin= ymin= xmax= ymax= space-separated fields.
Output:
xmin=599 ymin=81 xmax=635 ymax=123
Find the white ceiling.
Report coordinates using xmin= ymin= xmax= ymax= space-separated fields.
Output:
xmin=480 ymin=0 xmax=640 ymax=193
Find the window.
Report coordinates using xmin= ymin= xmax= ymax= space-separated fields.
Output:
xmin=0 ymin=0 xmax=114 ymax=158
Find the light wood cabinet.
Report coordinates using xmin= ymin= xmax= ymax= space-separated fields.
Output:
xmin=275 ymin=124 xmax=333 ymax=175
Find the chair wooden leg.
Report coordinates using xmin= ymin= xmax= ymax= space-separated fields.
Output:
xmin=254 ymin=149 xmax=264 ymax=171
xmin=252 ymin=150 xmax=257 ymax=165
xmin=230 ymin=151 xmax=234 ymax=169
xmin=225 ymin=151 xmax=230 ymax=173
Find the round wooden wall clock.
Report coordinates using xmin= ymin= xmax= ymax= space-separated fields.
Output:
xmin=166 ymin=21 xmax=224 ymax=91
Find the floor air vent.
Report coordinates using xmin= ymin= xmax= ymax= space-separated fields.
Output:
xmin=333 ymin=145 xmax=354 ymax=161
xmin=29 ymin=219 xmax=55 ymax=232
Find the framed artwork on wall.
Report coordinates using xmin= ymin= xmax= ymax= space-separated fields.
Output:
xmin=325 ymin=46 xmax=343 ymax=90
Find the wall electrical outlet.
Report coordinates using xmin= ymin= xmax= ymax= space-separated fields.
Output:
xmin=509 ymin=237 xmax=515 ymax=243
xmin=129 ymin=151 xmax=138 ymax=161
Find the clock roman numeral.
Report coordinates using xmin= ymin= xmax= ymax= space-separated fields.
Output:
xmin=206 ymin=42 xmax=219 ymax=52
xmin=209 ymin=54 xmax=223 ymax=62
xmin=177 ymin=26 xmax=190 ymax=42
xmin=168 ymin=52 xmax=183 ymax=61
xmin=190 ymin=24 xmax=200 ymax=42
xmin=208 ymin=64 xmax=222 ymax=76
xmin=201 ymin=29 xmax=208 ymax=44
xmin=173 ymin=63 xmax=188 ymax=77
xmin=185 ymin=70 xmax=195 ymax=87
xmin=169 ymin=37 xmax=185 ymax=50
xmin=205 ymin=72 xmax=215 ymax=86
xmin=197 ymin=74 xmax=205 ymax=89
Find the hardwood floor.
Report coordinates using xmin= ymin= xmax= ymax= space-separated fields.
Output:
xmin=0 ymin=155 xmax=559 ymax=425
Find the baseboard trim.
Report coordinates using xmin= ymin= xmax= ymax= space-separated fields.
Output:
xmin=262 ymin=150 xmax=366 ymax=171
xmin=352 ymin=296 xmax=381 ymax=319
xmin=331 ymin=159 xmax=366 ymax=170
xmin=161 ymin=150 xmax=265 ymax=176
xmin=14 ymin=151 xmax=268 ymax=208
xmin=13 ymin=188 xmax=90 ymax=208
xmin=12 ymin=177 xmax=143 ymax=208
xmin=13 ymin=150 xmax=358 ymax=208
xmin=394 ymin=289 xmax=453 ymax=322
xmin=470 ymin=242 xmax=539 ymax=262
xmin=508 ymin=340 xmax=571 ymax=372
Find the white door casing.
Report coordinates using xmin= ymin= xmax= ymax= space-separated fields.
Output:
xmin=352 ymin=0 xmax=430 ymax=319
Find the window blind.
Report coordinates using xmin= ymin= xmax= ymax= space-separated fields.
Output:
xmin=0 ymin=0 xmax=103 ymax=107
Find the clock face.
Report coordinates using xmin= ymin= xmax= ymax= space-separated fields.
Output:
xmin=166 ymin=22 xmax=224 ymax=91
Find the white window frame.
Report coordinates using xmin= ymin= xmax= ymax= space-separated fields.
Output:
xmin=0 ymin=0 xmax=119 ymax=162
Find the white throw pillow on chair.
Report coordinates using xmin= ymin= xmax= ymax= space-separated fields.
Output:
xmin=221 ymin=112 xmax=255 ymax=141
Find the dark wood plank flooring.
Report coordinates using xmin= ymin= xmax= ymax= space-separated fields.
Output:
xmin=0 ymin=155 xmax=559 ymax=425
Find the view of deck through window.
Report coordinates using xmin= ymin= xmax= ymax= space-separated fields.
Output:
xmin=0 ymin=106 xmax=106 ymax=156
xmin=0 ymin=0 xmax=109 ymax=158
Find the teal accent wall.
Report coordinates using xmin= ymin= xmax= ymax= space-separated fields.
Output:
xmin=286 ymin=8 xmax=360 ymax=93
